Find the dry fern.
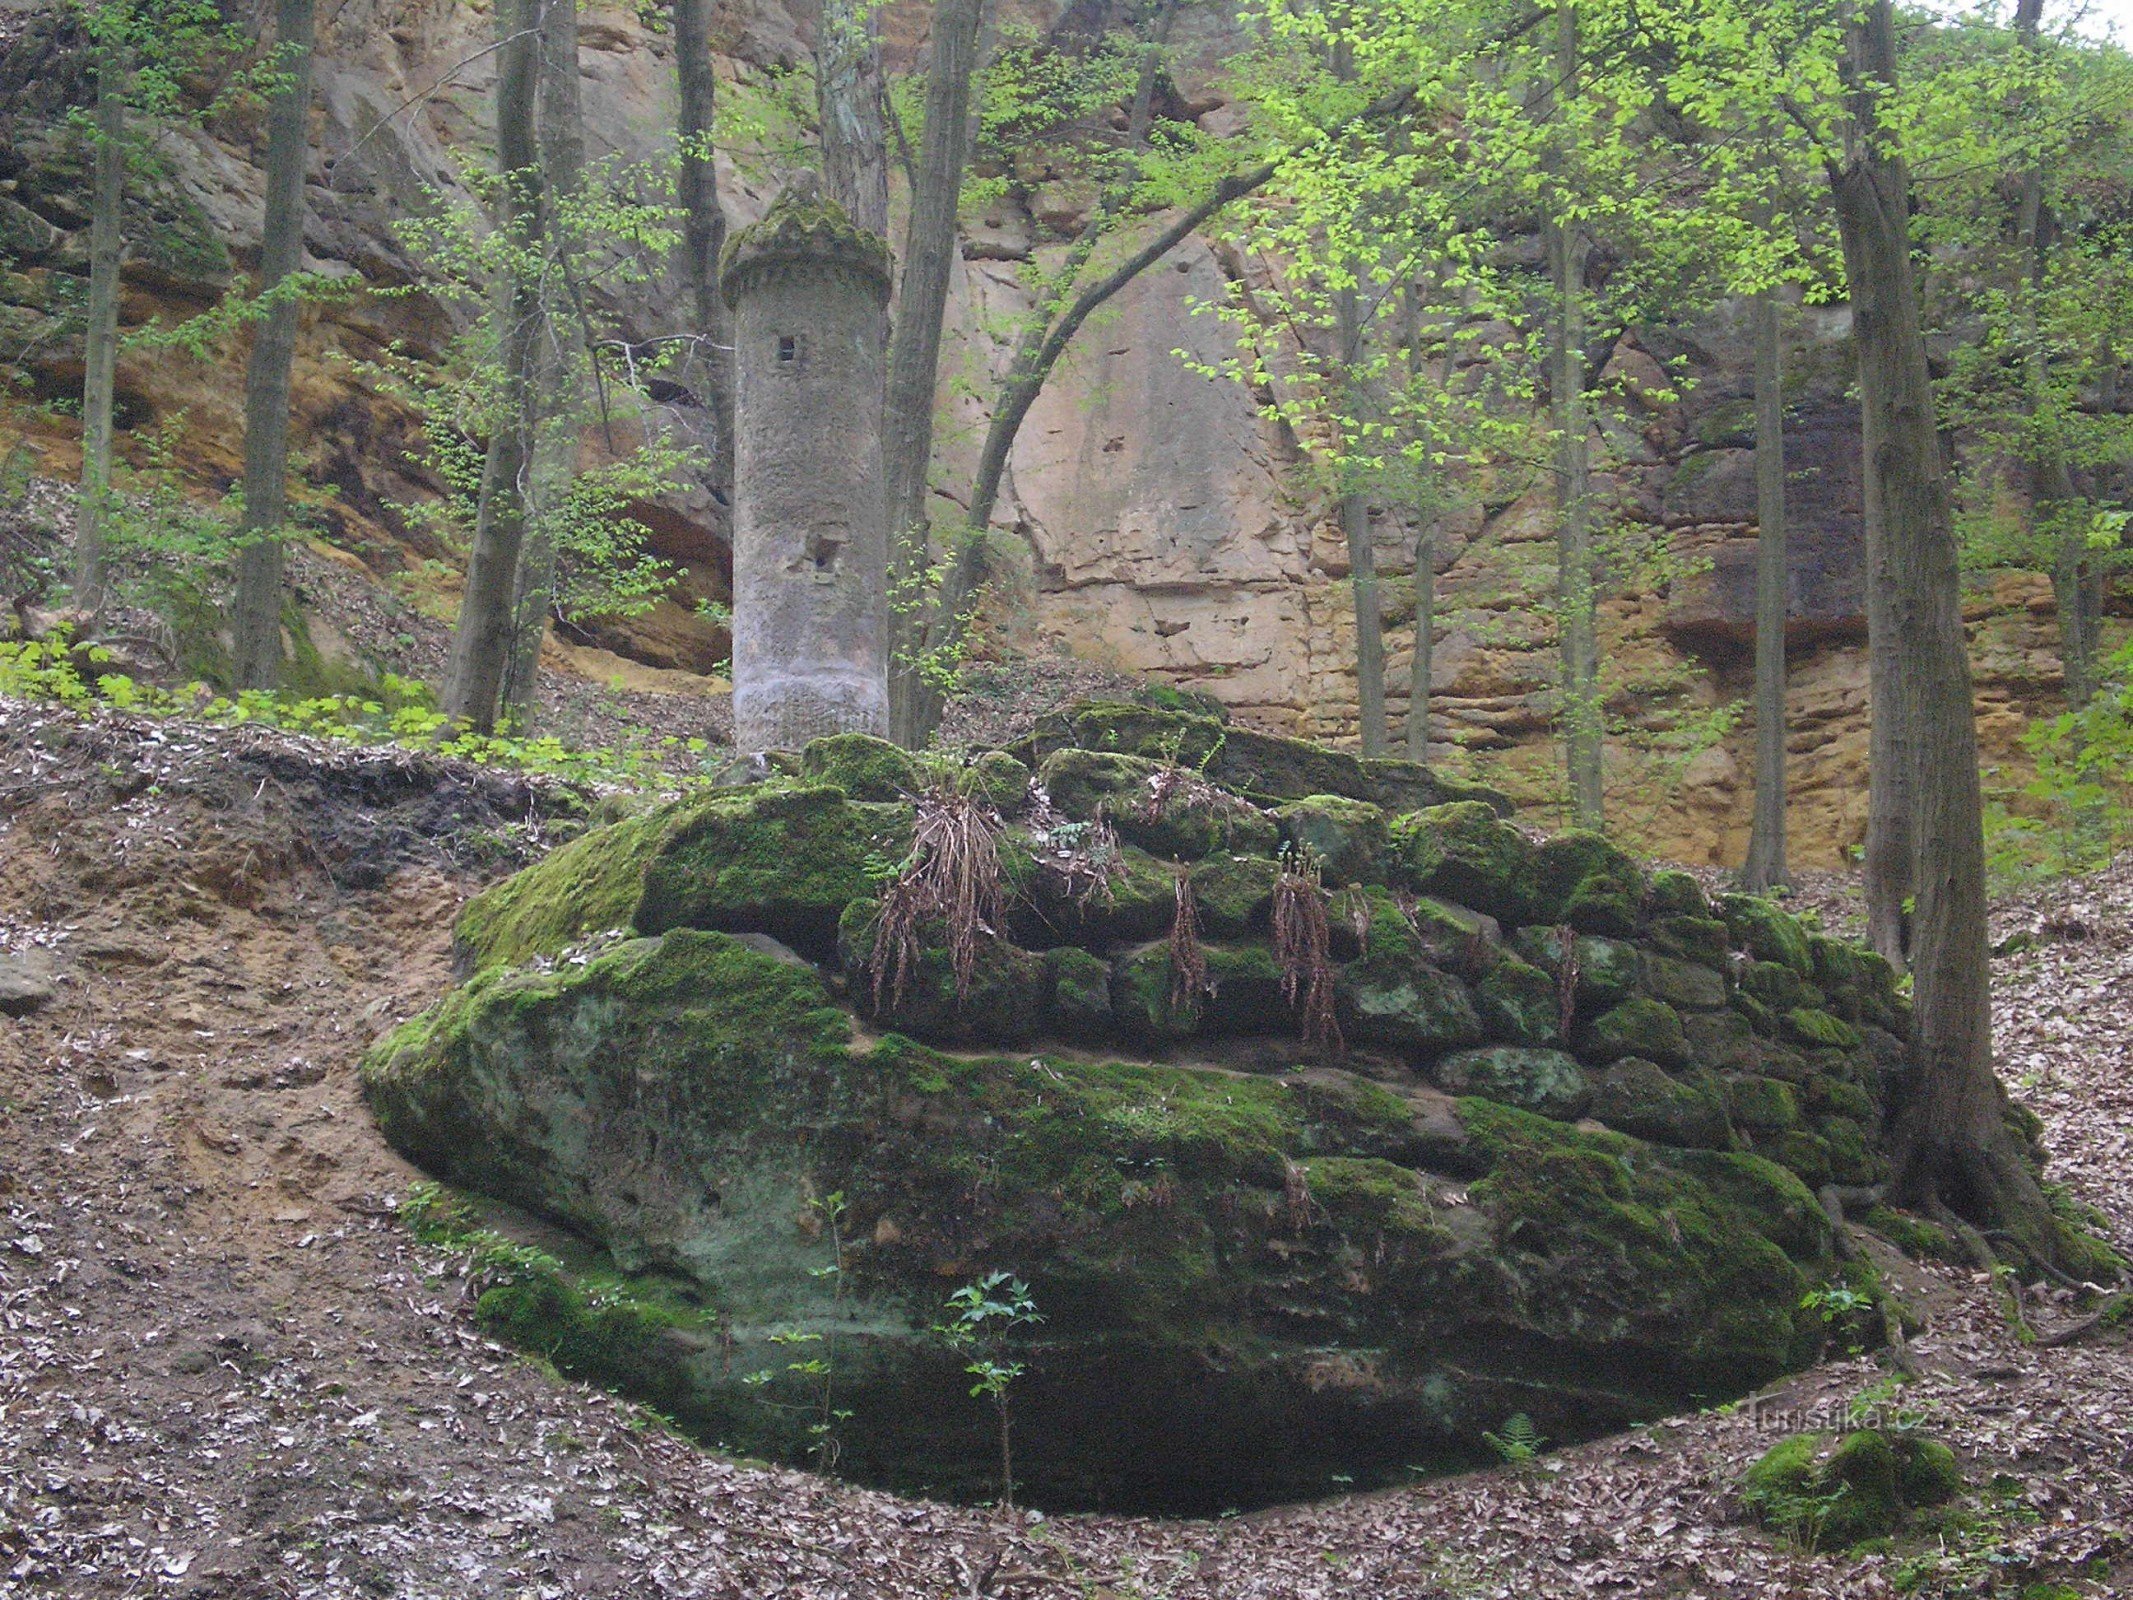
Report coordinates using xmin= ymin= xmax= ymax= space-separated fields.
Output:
xmin=867 ymin=785 xmax=1007 ymax=1013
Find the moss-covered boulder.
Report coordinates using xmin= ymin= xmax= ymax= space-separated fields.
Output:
xmin=1587 ymin=1058 xmax=1732 ymax=1148
xmin=798 ymin=733 xmax=924 ymax=801
xmin=1727 ymin=1074 xmax=1802 ymax=1132
xmin=1530 ymin=832 xmax=1647 ymax=936
xmin=837 ymin=901 xmax=1052 ymax=1046
xmin=1743 ymin=1428 xmax=1963 ymax=1548
xmin=1039 ymin=747 xmax=1279 ymax=860
xmin=1515 ymin=928 xmax=1641 ymax=1015
xmin=1188 ymin=853 xmax=1281 ymax=939
xmin=455 ymin=784 xmax=910 ymax=969
xmin=1005 ymin=832 xmax=1177 ymax=949
xmin=1112 ymin=939 xmax=1288 ymax=1042
xmin=372 ymin=716 xmax=1927 ymax=1512
xmin=1578 ymin=996 xmax=1690 ymax=1067
xmin=1719 ymin=893 xmax=1814 ymax=975
xmin=1473 ymin=952 xmax=1562 ymax=1046
xmin=1276 ymin=794 xmax=1391 ymax=885
xmin=1392 ymin=802 xmax=1535 ymax=922
xmin=1640 ymin=952 xmax=1729 ymax=1011
xmin=364 ymin=928 xmax=1837 ymax=1511
xmin=1433 ymin=1047 xmax=1589 ymax=1120
xmin=1337 ymin=953 xmax=1485 ymax=1055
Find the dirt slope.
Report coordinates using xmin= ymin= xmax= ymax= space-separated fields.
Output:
xmin=0 ymin=697 xmax=2127 ymax=1599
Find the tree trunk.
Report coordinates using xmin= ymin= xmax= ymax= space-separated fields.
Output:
xmin=882 ymin=0 xmax=985 ymax=747
xmin=1829 ymin=0 xmax=2057 ymax=1265
xmin=816 ymin=0 xmax=889 ymax=236
xmin=1334 ymin=279 xmax=1388 ymax=756
xmin=441 ymin=0 xmax=545 ymax=732
xmin=1408 ymin=514 xmax=1435 ymax=760
xmin=2009 ymin=0 xmax=2098 ymax=711
xmin=72 ymin=36 xmax=127 ymax=621
xmin=672 ymin=0 xmax=733 ymax=519
xmin=1399 ymin=278 xmax=1436 ymax=761
xmin=1741 ymin=285 xmax=1789 ymax=890
xmin=230 ymin=0 xmax=316 ymax=690
xmin=500 ymin=0 xmax=586 ymax=728
xmin=1542 ymin=3 xmax=1601 ymax=827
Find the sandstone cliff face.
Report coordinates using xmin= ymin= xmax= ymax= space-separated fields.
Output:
xmin=0 ymin=0 xmax=2095 ymax=865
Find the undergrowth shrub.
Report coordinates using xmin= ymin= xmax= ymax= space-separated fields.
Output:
xmin=0 ymin=630 xmax=707 ymax=787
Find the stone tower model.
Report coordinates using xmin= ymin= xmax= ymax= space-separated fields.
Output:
xmin=719 ymin=179 xmax=894 ymax=750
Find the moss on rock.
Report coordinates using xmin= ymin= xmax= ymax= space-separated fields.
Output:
xmin=1530 ymin=832 xmax=1647 ymax=936
xmin=1641 ymin=952 xmax=1729 ymax=1011
xmin=1276 ymin=794 xmax=1391 ymax=886
xmin=1726 ymin=1074 xmax=1802 ymax=1132
xmin=1719 ymin=893 xmax=1813 ymax=975
xmin=1392 ymin=802 xmax=1535 ymax=922
xmin=1039 ymin=748 xmax=1278 ymax=860
xmin=1337 ymin=952 xmax=1485 ymax=1056
xmin=1473 ymin=951 xmax=1562 ymax=1046
xmin=797 ymin=733 xmax=924 ymax=801
xmin=1189 ymin=853 xmax=1281 ymax=940
xmin=1434 ymin=1046 xmax=1590 ymax=1120
xmin=1578 ymin=996 xmax=1689 ymax=1067
xmin=1587 ymin=1058 xmax=1732 ymax=1148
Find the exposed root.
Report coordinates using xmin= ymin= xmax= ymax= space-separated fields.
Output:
xmin=1274 ymin=848 xmax=1340 ymax=1054
xmin=868 ymin=784 xmax=1006 ymax=1013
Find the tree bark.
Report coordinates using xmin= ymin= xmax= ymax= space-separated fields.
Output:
xmin=672 ymin=0 xmax=733 ymax=518
xmin=230 ymin=0 xmax=316 ymax=690
xmin=882 ymin=0 xmax=984 ymax=747
xmin=72 ymin=34 xmax=127 ymax=621
xmin=1741 ymin=285 xmax=1790 ymax=889
xmin=500 ymin=0 xmax=586 ymax=728
xmin=1829 ymin=0 xmax=2057 ymax=1264
xmin=816 ymin=0 xmax=889 ymax=237
xmin=1334 ymin=279 xmax=1388 ymax=755
xmin=441 ymin=0 xmax=545 ymax=732
xmin=1398 ymin=279 xmax=1436 ymax=761
xmin=2009 ymin=0 xmax=2098 ymax=711
xmin=1542 ymin=2 xmax=1601 ymax=827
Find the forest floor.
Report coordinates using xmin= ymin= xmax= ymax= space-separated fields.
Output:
xmin=0 ymin=696 xmax=2129 ymax=1600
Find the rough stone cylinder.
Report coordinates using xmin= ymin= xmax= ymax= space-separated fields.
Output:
xmin=721 ymin=184 xmax=894 ymax=750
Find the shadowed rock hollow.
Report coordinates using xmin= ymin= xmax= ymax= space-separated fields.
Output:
xmin=364 ymin=699 xmax=1928 ymax=1513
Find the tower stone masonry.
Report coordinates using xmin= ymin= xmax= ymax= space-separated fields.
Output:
xmin=720 ymin=178 xmax=894 ymax=750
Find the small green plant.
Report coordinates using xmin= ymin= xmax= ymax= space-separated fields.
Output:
xmin=1481 ymin=1411 xmax=1545 ymax=1469
xmin=937 ymin=1272 xmax=1043 ymax=1508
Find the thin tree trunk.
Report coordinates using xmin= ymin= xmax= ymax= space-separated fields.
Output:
xmin=672 ymin=0 xmax=733 ymax=519
xmin=230 ymin=0 xmax=316 ymax=689
xmin=882 ymin=0 xmax=985 ymax=747
xmin=1741 ymin=285 xmax=1790 ymax=889
xmin=1400 ymin=278 xmax=1436 ymax=761
xmin=1334 ymin=279 xmax=1388 ymax=756
xmin=441 ymin=0 xmax=545 ymax=732
xmin=816 ymin=0 xmax=889 ymax=236
xmin=72 ymin=35 xmax=127 ymax=621
xmin=1830 ymin=0 xmax=2057 ymax=1264
xmin=1543 ymin=2 xmax=1601 ymax=827
xmin=500 ymin=0 xmax=585 ymax=728
xmin=2010 ymin=0 xmax=2097 ymax=710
